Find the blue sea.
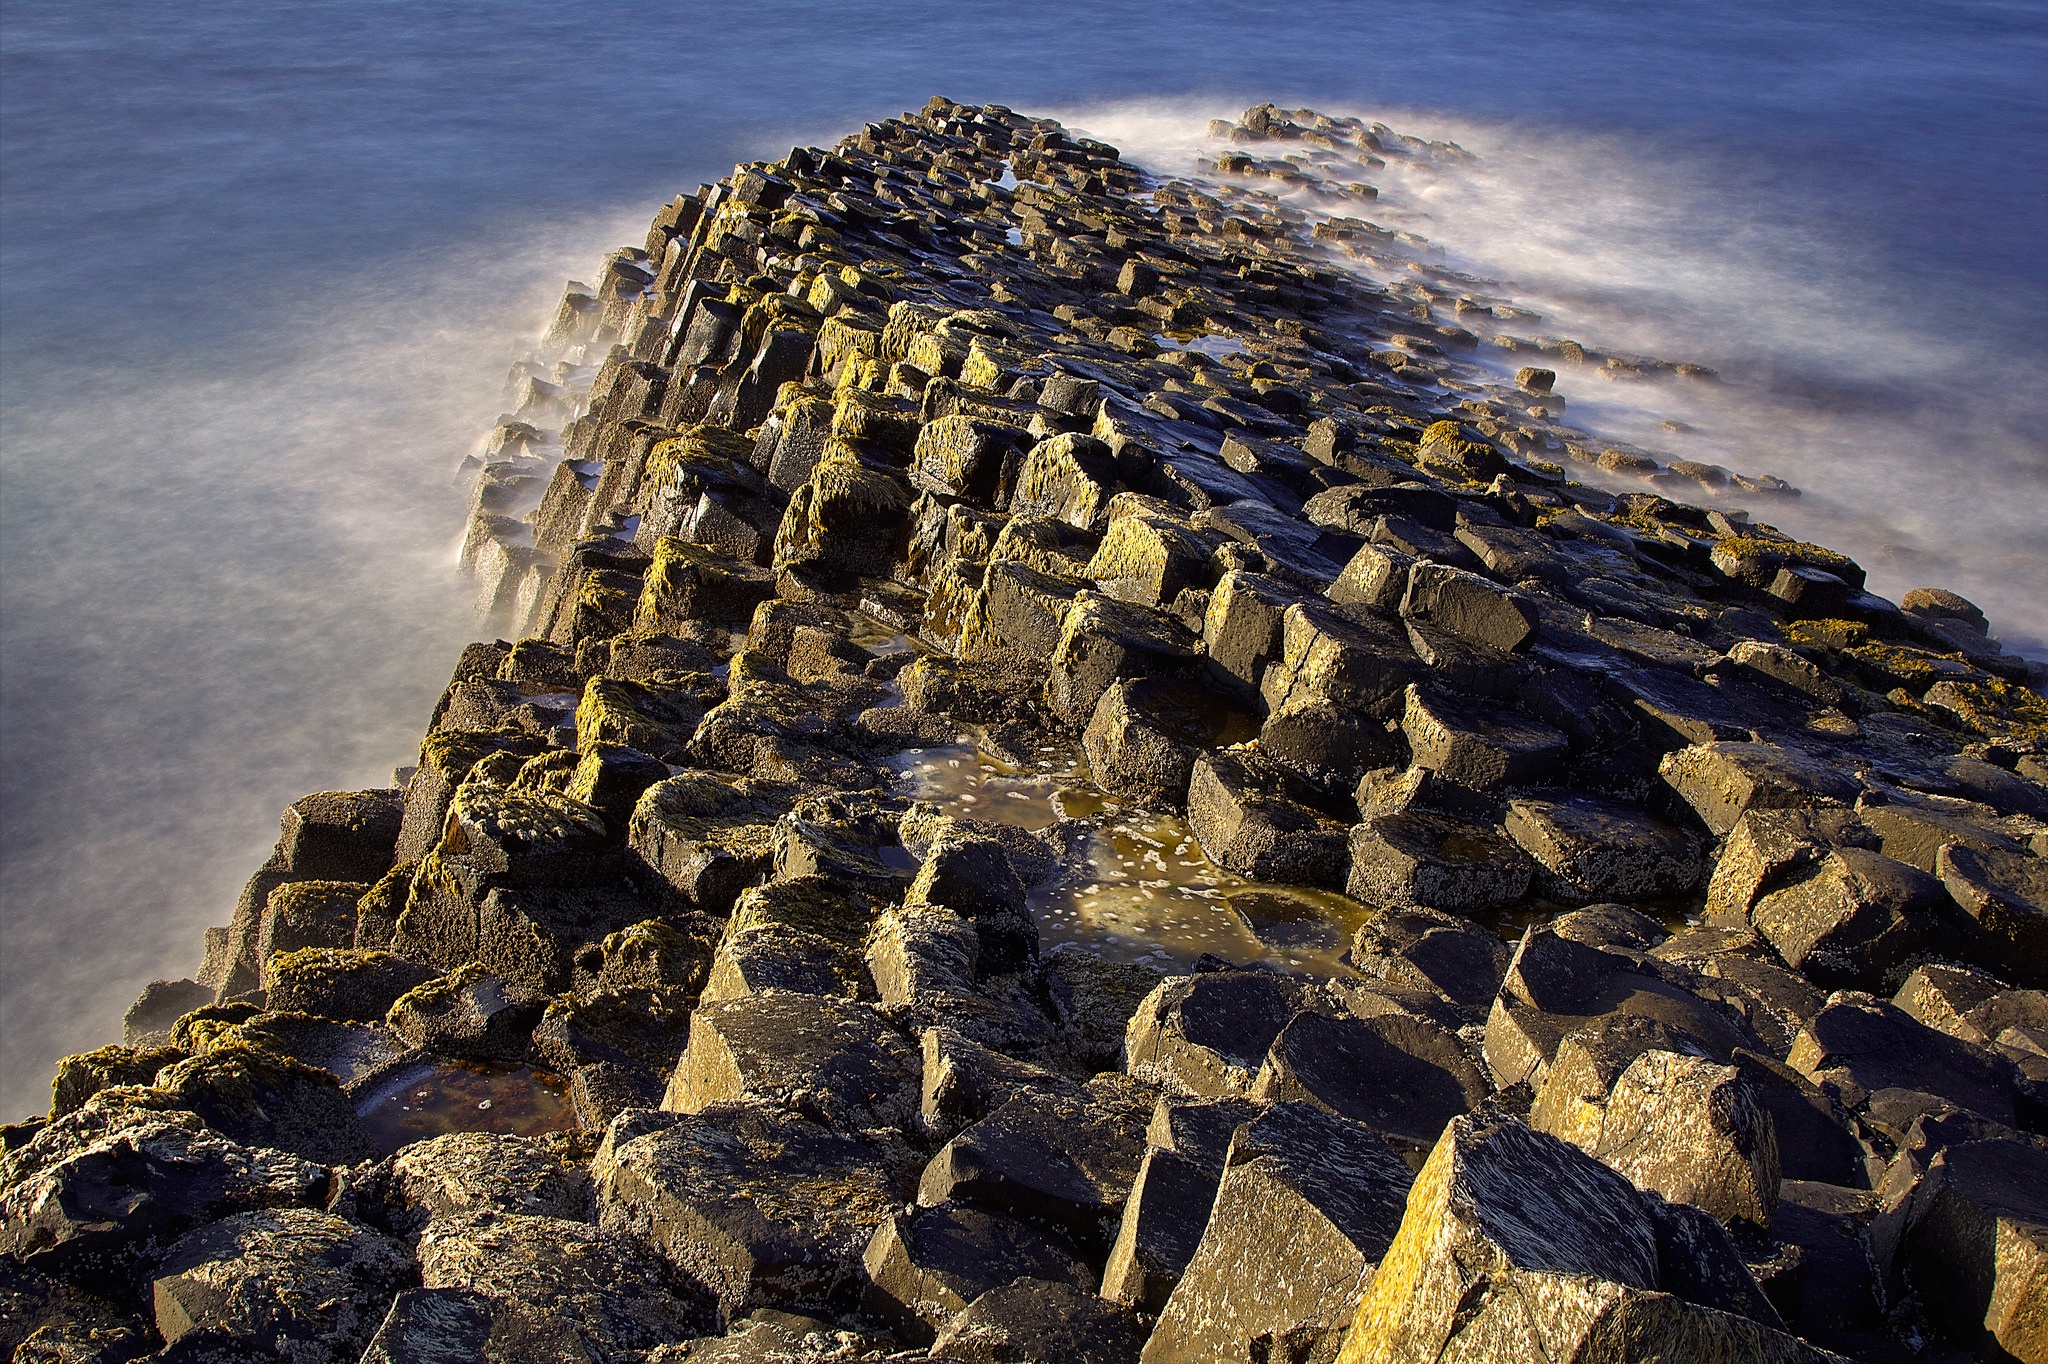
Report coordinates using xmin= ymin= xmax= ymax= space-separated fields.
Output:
xmin=3 ymin=0 xmax=2044 ymax=1115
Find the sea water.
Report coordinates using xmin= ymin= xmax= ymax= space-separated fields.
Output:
xmin=4 ymin=0 xmax=2043 ymax=1117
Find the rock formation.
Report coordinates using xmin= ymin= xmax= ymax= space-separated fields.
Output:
xmin=7 ymin=97 xmax=2047 ymax=1363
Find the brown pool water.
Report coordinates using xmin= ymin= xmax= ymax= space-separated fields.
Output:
xmin=356 ymin=1060 xmax=575 ymax=1155
xmin=890 ymin=734 xmax=1370 ymax=976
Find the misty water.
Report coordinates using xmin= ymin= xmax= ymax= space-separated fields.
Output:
xmin=3 ymin=1 xmax=2044 ymax=1118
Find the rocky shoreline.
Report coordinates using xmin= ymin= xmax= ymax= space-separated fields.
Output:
xmin=5 ymin=98 xmax=2047 ymax=1363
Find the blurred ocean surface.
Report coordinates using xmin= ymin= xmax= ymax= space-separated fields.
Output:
xmin=3 ymin=0 xmax=2044 ymax=1115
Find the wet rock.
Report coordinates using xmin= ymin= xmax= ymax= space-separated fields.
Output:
xmin=1747 ymin=847 xmax=1947 ymax=991
xmin=1143 ymin=1102 xmax=1412 ymax=1364
xmin=1861 ymin=788 xmax=2029 ymax=874
xmin=568 ymin=1062 xmax=665 ymax=1134
xmin=263 ymin=948 xmax=434 ymax=1024
xmin=1083 ymin=676 xmax=1228 ymax=810
xmin=1729 ymin=1050 xmax=1866 ymax=1188
xmin=919 ymin=1027 xmax=1076 ymax=1142
xmin=1347 ymin=905 xmax=1510 ymax=1012
xmin=1335 ymin=1115 xmax=1824 ymax=1364
xmin=1260 ymin=698 xmax=1404 ymax=795
xmin=1202 ymin=569 xmax=1310 ymax=697
xmin=913 ymin=414 xmax=1022 ymax=503
xmin=1400 ymin=686 xmax=1569 ymax=792
xmin=635 ymin=536 xmax=778 ymax=631
xmin=1346 ymin=810 xmax=1532 ymax=915
xmin=1504 ymin=796 xmax=1703 ymax=904
xmin=150 ymin=1208 xmax=408 ymax=1362
xmin=418 ymin=1208 xmax=710 ymax=1360
xmin=47 ymin=1045 xmax=183 ymax=1120
xmin=121 ymin=978 xmax=215 ymax=1049
xmin=279 ymin=789 xmax=405 ymax=883
xmin=1660 ymin=741 xmax=1863 ymax=836
xmin=1086 ymin=501 xmax=1217 ymax=607
xmin=1126 ymin=969 xmax=1310 ymax=1096
xmin=386 ymin=1131 xmax=591 ymax=1235
xmin=648 ymin=1307 xmax=883 ymax=1362
xmin=699 ymin=876 xmax=875 ymax=1004
xmin=1483 ymin=922 xmax=1760 ymax=1089
xmin=1327 ymin=540 xmax=1415 ymax=613
xmin=577 ymin=676 xmax=704 ymax=764
xmin=1538 ymin=1047 xmax=1781 ymax=1231
xmin=1101 ymin=1096 xmax=1264 ymax=1313
xmin=1788 ymin=992 xmax=2016 ymax=1126
xmin=395 ymin=857 xmax=664 ymax=993
xmin=665 ymin=993 xmax=921 ymax=1133
xmin=1528 ymin=1013 xmax=1712 ymax=1140
xmin=357 ymin=1287 xmax=495 ymax=1364
xmin=626 ymin=772 xmax=785 ymax=915
xmin=1765 ymin=1181 xmax=1890 ymax=1357
xmin=988 ymin=513 xmax=1100 ymax=580
xmin=1044 ymin=591 xmax=1203 ymax=728
xmin=1643 ymin=1196 xmax=1787 ymax=1331
xmin=354 ymin=860 xmax=419 ymax=952
xmin=918 ymin=1076 xmax=1153 ymax=1249
xmin=1399 ymin=562 xmax=1537 ymax=652
xmin=1040 ymin=949 xmax=1169 ymax=1075
xmin=861 ymin=1201 xmax=1095 ymax=1343
xmin=1895 ymin=961 xmax=2048 ymax=1049
xmin=394 ymin=723 xmax=548 ymax=875
xmin=931 ymin=1277 xmax=1144 ymax=1364
xmin=0 ymin=1117 xmax=327 ymax=1285
xmin=1703 ymin=807 xmax=1877 ymax=924
xmin=1259 ymin=601 xmax=1422 ymax=721
xmin=1187 ymin=748 xmax=1351 ymax=887
xmin=153 ymin=1043 xmax=376 ymax=1165
xmin=1253 ymin=1009 xmax=1490 ymax=1165
xmin=1012 ymin=432 xmax=1120 ymax=531
xmin=1885 ymin=1135 xmax=2048 ymax=1362
xmin=907 ymin=830 xmax=1036 ymax=973
xmin=1938 ymin=841 xmax=2048 ymax=987
xmin=563 ymin=743 xmax=671 ymax=828
xmin=868 ymin=903 xmax=981 ymax=1004
xmin=385 ymin=964 xmax=543 ymax=1066
xmin=594 ymin=1102 xmax=914 ymax=1318
xmin=965 ymin=557 xmax=1083 ymax=659
xmin=256 ymin=880 xmax=370 ymax=982
xmin=772 ymin=454 xmax=911 ymax=581
xmin=437 ymin=783 xmax=614 ymax=887
xmin=1195 ymin=500 xmax=1345 ymax=588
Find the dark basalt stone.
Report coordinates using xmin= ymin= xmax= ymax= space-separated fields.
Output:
xmin=918 ymin=1076 xmax=1154 ymax=1251
xmin=594 ymin=1101 xmax=916 ymax=1320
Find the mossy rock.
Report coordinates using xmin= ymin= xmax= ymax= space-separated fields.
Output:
xmin=575 ymin=676 xmax=703 ymax=763
xmin=152 ymin=1040 xmax=375 ymax=1165
xmin=49 ymin=1044 xmax=185 ymax=1120
xmin=264 ymin=948 xmax=435 ymax=1024
xmin=1841 ymin=640 xmax=1980 ymax=693
xmin=1710 ymin=534 xmax=1864 ymax=590
xmin=417 ymin=728 xmax=546 ymax=784
xmin=171 ymin=1001 xmax=266 ymax=1054
xmin=1925 ymin=678 xmax=2048 ymax=743
xmin=1782 ymin=619 xmax=1868 ymax=652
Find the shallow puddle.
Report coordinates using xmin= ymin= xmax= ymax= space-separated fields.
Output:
xmin=356 ymin=1060 xmax=575 ymax=1155
xmin=888 ymin=737 xmax=1084 ymax=833
xmin=1033 ymin=811 xmax=1369 ymax=976
xmin=891 ymin=734 xmax=1371 ymax=976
